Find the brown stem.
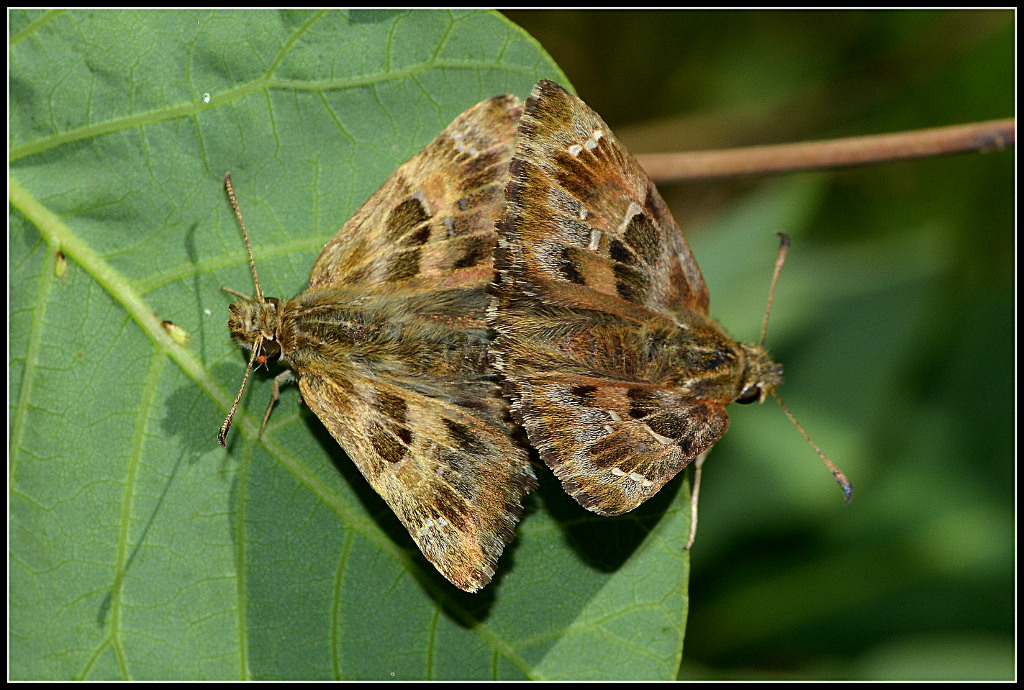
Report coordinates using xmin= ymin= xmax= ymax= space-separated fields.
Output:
xmin=635 ymin=118 xmax=1014 ymax=183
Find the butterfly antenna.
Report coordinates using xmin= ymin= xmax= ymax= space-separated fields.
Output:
xmin=224 ymin=173 xmax=264 ymax=302
xmin=219 ymin=337 xmax=262 ymax=447
xmin=758 ymin=233 xmax=851 ymax=502
xmin=759 ymin=232 xmax=790 ymax=348
xmin=771 ymin=390 xmax=853 ymax=503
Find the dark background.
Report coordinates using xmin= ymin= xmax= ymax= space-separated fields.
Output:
xmin=505 ymin=10 xmax=1014 ymax=680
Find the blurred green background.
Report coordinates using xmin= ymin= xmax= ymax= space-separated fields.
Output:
xmin=505 ymin=9 xmax=1014 ymax=681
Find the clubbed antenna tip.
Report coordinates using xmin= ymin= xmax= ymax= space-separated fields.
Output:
xmin=771 ymin=390 xmax=853 ymax=505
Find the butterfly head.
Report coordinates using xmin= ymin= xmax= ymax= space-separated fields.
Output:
xmin=735 ymin=343 xmax=784 ymax=405
xmin=227 ymin=296 xmax=283 ymax=364
xmin=219 ymin=173 xmax=285 ymax=446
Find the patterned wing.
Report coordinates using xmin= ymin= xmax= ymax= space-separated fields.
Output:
xmin=291 ymin=94 xmax=535 ymax=591
xmin=493 ymin=80 xmax=732 ymax=515
xmin=309 ymin=94 xmax=523 ymax=309
xmin=501 ymin=372 xmax=727 ymax=515
xmin=299 ymin=368 xmax=535 ymax=592
xmin=495 ymin=80 xmax=709 ymax=323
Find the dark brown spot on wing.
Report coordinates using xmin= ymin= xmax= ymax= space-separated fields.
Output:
xmin=369 ymin=422 xmax=406 ymax=465
xmin=645 ymin=411 xmax=689 ymax=443
xmin=623 ymin=211 xmax=660 ymax=265
xmin=377 ymin=390 xmax=408 ymax=426
xmin=460 ymin=149 xmax=504 ymax=191
xmin=558 ymin=246 xmax=586 ymax=285
xmin=433 ymin=483 xmax=470 ymax=532
xmin=452 ymin=235 xmax=493 ymax=269
xmin=451 ymin=397 xmax=492 ymax=413
xmin=570 ymin=384 xmax=598 ymax=401
xmin=386 ymin=197 xmax=431 ymax=243
xmin=609 ymin=238 xmax=634 ymax=265
xmin=443 ymin=418 xmax=487 ymax=455
xmin=376 ymin=390 xmax=414 ymax=444
xmin=386 ymin=248 xmax=421 ymax=282
xmin=586 ymin=433 xmax=632 ymax=469
xmin=552 ymin=152 xmax=600 ymax=204
xmin=613 ymin=262 xmax=649 ymax=303
xmin=626 ymin=387 xmax=660 ymax=420
xmin=407 ymin=224 xmax=431 ymax=247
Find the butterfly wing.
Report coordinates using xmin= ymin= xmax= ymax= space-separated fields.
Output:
xmin=494 ymin=80 xmax=733 ymax=515
xmin=495 ymin=80 xmax=710 ymax=320
xmin=506 ymin=374 xmax=728 ymax=515
xmin=299 ymin=364 xmax=533 ymax=592
xmin=309 ymin=94 xmax=523 ymax=303
xmin=292 ymin=95 xmax=535 ymax=591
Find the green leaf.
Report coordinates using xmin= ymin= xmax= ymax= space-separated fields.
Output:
xmin=9 ymin=9 xmax=690 ymax=680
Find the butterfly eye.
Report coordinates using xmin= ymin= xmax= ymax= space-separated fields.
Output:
xmin=736 ymin=385 xmax=761 ymax=404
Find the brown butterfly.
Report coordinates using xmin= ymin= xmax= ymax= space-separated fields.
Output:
xmin=492 ymin=80 xmax=850 ymax=534
xmin=219 ymin=94 xmax=536 ymax=592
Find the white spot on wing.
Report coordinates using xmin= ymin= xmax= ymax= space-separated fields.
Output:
xmin=645 ymin=424 xmax=673 ymax=446
xmin=412 ymin=188 xmax=432 ymax=214
xmin=588 ymin=229 xmax=602 ymax=251
xmin=451 ymin=131 xmax=479 ymax=156
xmin=619 ymin=201 xmax=643 ymax=234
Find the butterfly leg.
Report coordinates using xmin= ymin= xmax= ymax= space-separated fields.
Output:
xmin=685 ymin=449 xmax=709 ymax=550
xmin=259 ymin=369 xmax=297 ymax=439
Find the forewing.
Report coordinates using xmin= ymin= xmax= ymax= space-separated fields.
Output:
xmin=495 ymin=79 xmax=709 ymax=323
xmin=309 ymin=94 xmax=523 ymax=303
xmin=300 ymin=372 xmax=535 ymax=593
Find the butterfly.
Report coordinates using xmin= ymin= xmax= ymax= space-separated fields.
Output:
xmin=491 ymin=80 xmax=850 ymax=532
xmin=219 ymin=93 xmax=536 ymax=593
